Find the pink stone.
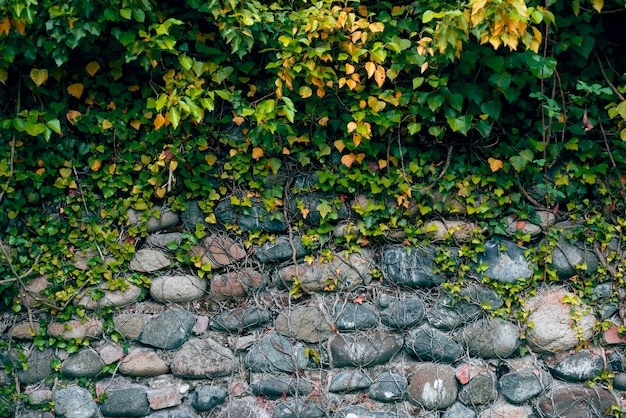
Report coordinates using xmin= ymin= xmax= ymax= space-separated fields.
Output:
xmin=147 ymin=387 xmax=181 ymax=410
xmin=603 ymin=325 xmax=626 ymax=345
xmin=455 ymin=363 xmax=483 ymax=385
xmin=193 ymin=315 xmax=209 ymax=335
xmin=98 ymin=344 xmax=125 ymax=365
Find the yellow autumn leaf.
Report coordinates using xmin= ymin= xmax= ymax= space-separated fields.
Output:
xmin=67 ymin=83 xmax=84 ymax=98
xmin=299 ymin=86 xmax=312 ymax=98
xmin=66 ymin=110 xmax=81 ymax=125
xmin=345 ymin=63 xmax=355 ymax=75
xmin=334 ymin=140 xmax=345 ymax=152
xmin=108 ymin=163 xmax=116 ymax=175
xmin=341 ymin=153 xmax=356 ymax=168
xmin=0 ymin=17 xmax=10 ymax=36
xmin=353 ymin=133 xmax=362 ymax=147
xmin=252 ymin=147 xmax=264 ymax=160
xmin=154 ymin=114 xmax=165 ymax=130
xmin=155 ymin=186 xmax=166 ymax=198
xmin=365 ymin=61 xmax=376 ymax=79
xmin=90 ymin=159 xmax=102 ymax=172
xmin=355 ymin=153 xmax=366 ymax=164
xmin=488 ymin=157 xmax=504 ymax=172
xmin=421 ymin=61 xmax=429 ymax=74
xmin=374 ymin=65 xmax=386 ymax=87
xmin=85 ymin=61 xmax=100 ymax=77
xmin=346 ymin=79 xmax=358 ymax=90
xmin=101 ymin=119 xmax=113 ymax=130
xmin=369 ymin=22 xmax=385 ymax=33
xmin=591 ymin=0 xmax=603 ymax=12
xmin=12 ymin=18 xmax=25 ymax=35
xmin=347 ymin=121 xmax=358 ymax=133
xmin=318 ymin=117 xmax=329 ymax=126
xmin=59 ymin=167 xmax=71 ymax=178
xmin=233 ymin=116 xmax=245 ymax=125
xmin=130 ymin=120 xmax=141 ymax=130
xmin=35 ymin=168 xmax=45 ymax=175
xmin=30 ymin=68 xmax=48 ymax=87
xmin=378 ymin=159 xmax=388 ymax=169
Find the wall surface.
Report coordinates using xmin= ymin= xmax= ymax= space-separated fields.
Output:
xmin=3 ymin=199 xmax=626 ymax=418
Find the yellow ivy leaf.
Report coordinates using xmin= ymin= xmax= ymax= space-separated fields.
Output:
xmin=108 ymin=163 xmax=116 ymax=175
xmin=341 ymin=153 xmax=356 ymax=168
xmin=345 ymin=63 xmax=355 ymax=75
xmin=488 ymin=157 xmax=503 ymax=172
xmin=334 ymin=140 xmax=345 ymax=152
xmin=59 ymin=168 xmax=71 ymax=178
xmin=355 ymin=153 xmax=366 ymax=164
xmin=346 ymin=79 xmax=358 ymax=90
xmin=369 ymin=22 xmax=385 ymax=33
xmin=0 ymin=17 xmax=10 ymax=36
xmin=0 ymin=68 xmax=7 ymax=85
xmin=206 ymin=213 xmax=217 ymax=224
xmin=620 ymin=128 xmax=626 ymax=141
xmin=420 ymin=61 xmax=429 ymax=74
xmin=101 ymin=119 xmax=113 ymax=130
xmin=12 ymin=18 xmax=25 ymax=35
xmin=299 ymin=86 xmax=312 ymax=98
xmin=353 ymin=133 xmax=362 ymax=147
xmin=300 ymin=207 xmax=310 ymax=219
xmin=85 ymin=61 xmax=100 ymax=77
xmin=90 ymin=159 xmax=102 ymax=172
xmin=351 ymin=31 xmax=362 ymax=43
xmin=229 ymin=149 xmax=238 ymax=157
xmin=252 ymin=147 xmax=264 ymax=160
xmin=30 ymin=68 xmax=48 ymax=87
xmin=66 ymin=110 xmax=81 ymax=125
xmin=233 ymin=116 xmax=245 ymax=126
xmin=155 ymin=186 xmax=166 ymax=198
xmin=378 ymin=159 xmax=388 ymax=169
xmin=374 ymin=65 xmax=386 ymax=87
xmin=154 ymin=114 xmax=166 ymax=130
xmin=128 ymin=85 xmax=140 ymax=92
xmin=591 ymin=0 xmax=603 ymax=12
xmin=365 ymin=61 xmax=376 ymax=79
xmin=67 ymin=83 xmax=84 ymax=98
xmin=347 ymin=121 xmax=358 ymax=133
xmin=35 ymin=168 xmax=45 ymax=175
xmin=318 ymin=117 xmax=329 ymax=126
xmin=130 ymin=120 xmax=141 ymax=130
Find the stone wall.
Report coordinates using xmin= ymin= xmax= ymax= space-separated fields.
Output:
xmin=3 ymin=200 xmax=626 ymax=418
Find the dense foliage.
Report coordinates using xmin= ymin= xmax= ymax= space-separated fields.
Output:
xmin=1 ymin=0 xmax=626 ymax=412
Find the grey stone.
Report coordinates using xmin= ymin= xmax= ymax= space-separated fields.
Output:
xmin=214 ymin=396 xmax=274 ymax=418
xmin=192 ymin=385 xmax=228 ymax=411
xmin=368 ymin=372 xmax=407 ymax=402
xmin=245 ymin=332 xmax=308 ymax=373
xmin=290 ymin=192 xmax=351 ymax=226
xmin=129 ymin=248 xmax=171 ymax=272
xmin=329 ymin=370 xmax=372 ymax=393
xmin=138 ymin=309 xmax=196 ymax=350
xmin=17 ymin=348 xmax=54 ymax=385
xmin=181 ymin=200 xmax=205 ymax=231
xmin=455 ymin=317 xmax=520 ymax=359
xmin=460 ymin=284 xmax=504 ymax=311
xmin=525 ymin=287 xmax=595 ymax=353
xmin=210 ymin=268 xmax=267 ymax=300
xmin=498 ymin=369 xmax=545 ymax=404
xmin=504 ymin=216 xmax=542 ymax=237
xmin=537 ymin=385 xmax=617 ymax=418
xmin=405 ymin=324 xmax=464 ymax=363
xmin=100 ymin=385 xmax=150 ymax=417
xmin=210 ymin=306 xmax=271 ymax=333
xmin=146 ymin=406 xmax=196 ymax=418
xmin=334 ymin=302 xmax=378 ymax=330
xmin=170 ymin=337 xmax=234 ymax=379
xmin=146 ymin=208 xmax=179 ymax=233
xmin=549 ymin=222 xmax=600 ymax=278
xmin=190 ymin=234 xmax=246 ymax=269
xmin=275 ymin=306 xmax=333 ymax=343
xmin=216 ymin=198 xmax=287 ymax=232
xmin=547 ymin=349 xmax=605 ymax=382
xmin=407 ymin=363 xmax=458 ymax=410
xmin=274 ymin=398 xmax=326 ymax=418
xmin=119 ymin=348 xmax=169 ymax=377
xmin=478 ymin=239 xmax=533 ymax=283
xmin=146 ymin=232 xmax=184 ymax=250
xmin=335 ymin=406 xmax=409 ymax=418
xmin=150 ymin=274 xmax=207 ymax=303
xmin=378 ymin=295 xmax=425 ymax=330
xmin=255 ymin=235 xmax=310 ymax=263
xmin=442 ymin=402 xmax=477 ymax=418
xmin=51 ymin=386 xmax=98 ymax=418
xmin=478 ymin=400 xmax=534 ymax=418
xmin=329 ymin=332 xmax=402 ymax=368
xmin=274 ymin=250 xmax=373 ymax=292
xmin=250 ymin=376 xmax=312 ymax=398
xmin=458 ymin=370 xmax=497 ymax=406
xmin=60 ymin=349 xmax=103 ymax=378
xmin=381 ymin=246 xmax=445 ymax=287
xmin=78 ymin=283 xmax=142 ymax=309
xmin=427 ymin=298 xmax=466 ymax=330
xmin=114 ymin=313 xmax=150 ymax=341
xmin=613 ymin=372 xmax=626 ymax=390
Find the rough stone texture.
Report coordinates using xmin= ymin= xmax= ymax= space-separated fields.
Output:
xmin=479 ymin=239 xmax=533 ymax=283
xmin=216 ymin=198 xmax=287 ymax=232
xmin=381 ymin=246 xmax=445 ymax=287
xmin=17 ymin=348 xmax=54 ymax=384
xmin=129 ymin=248 xmax=171 ymax=272
xmin=478 ymin=400 xmax=534 ymax=418
xmin=405 ymin=324 xmax=464 ymax=363
xmin=274 ymin=398 xmax=326 ymax=418
xmin=442 ymin=402 xmax=477 ymax=418
xmin=274 ymin=305 xmax=332 ymax=343
xmin=192 ymin=385 xmax=228 ymax=411
xmin=255 ymin=235 xmax=310 ymax=263
xmin=214 ymin=396 xmax=274 ymax=418
xmin=525 ymin=287 xmax=596 ymax=353
xmin=210 ymin=306 xmax=271 ymax=332
xmin=211 ymin=268 xmax=266 ymax=300
xmin=455 ymin=317 xmax=520 ymax=359
xmin=10 ymin=321 xmax=41 ymax=339
xmin=47 ymin=318 xmax=103 ymax=340
xmin=147 ymin=386 xmax=182 ymax=410
xmin=378 ymin=295 xmax=425 ymax=330
xmin=329 ymin=331 xmax=403 ymax=368
xmin=274 ymin=250 xmax=373 ymax=292
xmin=537 ymin=385 xmax=618 ymax=418
xmin=457 ymin=368 xmax=497 ymax=406
xmin=147 ymin=405 xmax=196 ymax=418
xmin=60 ymin=348 xmax=103 ymax=378
xmin=549 ymin=222 xmax=600 ymax=278
xmin=498 ymin=368 xmax=545 ymax=404
xmin=77 ymin=282 xmax=142 ymax=309
xmin=250 ymin=376 xmax=312 ymax=398
xmin=138 ymin=309 xmax=196 ymax=350
xmin=368 ymin=372 xmax=407 ymax=402
xmin=245 ymin=332 xmax=308 ymax=373
xmin=408 ymin=363 xmax=458 ymax=410
xmin=51 ymin=386 xmax=98 ymax=418
xmin=181 ymin=200 xmax=205 ymax=231
xmin=424 ymin=220 xmax=477 ymax=241
xmin=170 ymin=337 xmax=234 ymax=378
xmin=335 ymin=405 xmax=409 ymax=418
xmin=189 ymin=234 xmax=246 ymax=268
xmin=100 ymin=385 xmax=151 ymax=417
xmin=119 ymin=348 xmax=169 ymax=376
xmin=127 ymin=207 xmax=180 ymax=233
xmin=146 ymin=232 xmax=184 ymax=250
xmin=150 ymin=274 xmax=207 ymax=303
xmin=547 ymin=349 xmax=605 ymax=382
xmin=114 ymin=313 xmax=150 ymax=340
xmin=333 ymin=301 xmax=378 ymax=330
xmin=328 ymin=370 xmax=372 ymax=393
xmin=20 ymin=275 xmax=49 ymax=308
